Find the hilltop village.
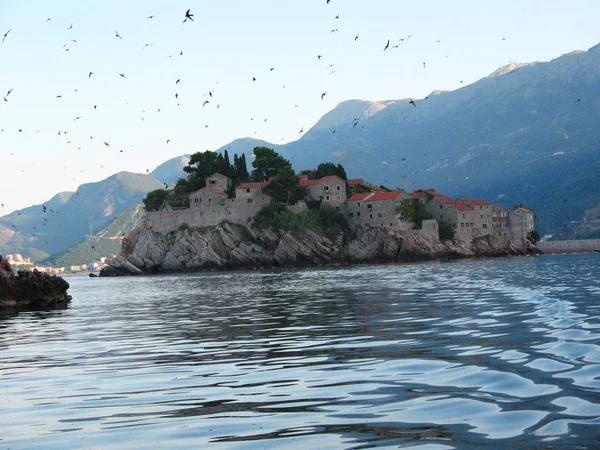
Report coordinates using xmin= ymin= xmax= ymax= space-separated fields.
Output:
xmin=145 ymin=171 xmax=535 ymax=245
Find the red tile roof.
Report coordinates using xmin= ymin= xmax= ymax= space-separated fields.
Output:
xmin=368 ymin=190 xmax=406 ymax=201
xmin=450 ymin=202 xmax=474 ymax=211
xmin=206 ymin=188 xmax=226 ymax=196
xmin=348 ymin=178 xmax=365 ymax=185
xmin=458 ymin=196 xmax=491 ymax=205
xmin=345 ymin=192 xmax=374 ymax=202
xmin=299 ymin=175 xmax=338 ymax=187
xmin=434 ymin=195 xmax=460 ymax=204
xmin=236 ymin=182 xmax=266 ymax=190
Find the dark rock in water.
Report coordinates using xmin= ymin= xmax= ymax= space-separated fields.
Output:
xmin=0 ymin=254 xmax=72 ymax=308
xmin=101 ymin=221 xmax=537 ymax=276
xmin=88 ymin=273 xmax=98 ymax=277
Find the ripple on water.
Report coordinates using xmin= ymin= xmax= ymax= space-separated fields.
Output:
xmin=2 ymin=254 xmax=600 ymax=448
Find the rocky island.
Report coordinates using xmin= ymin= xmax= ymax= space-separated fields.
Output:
xmin=102 ymin=149 xmax=539 ymax=276
xmin=0 ymin=254 xmax=71 ymax=308
xmin=101 ymin=220 xmax=537 ymax=276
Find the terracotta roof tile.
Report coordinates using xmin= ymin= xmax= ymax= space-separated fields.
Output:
xmin=299 ymin=175 xmax=338 ymax=187
xmin=345 ymin=192 xmax=374 ymax=201
xmin=236 ymin=182 xmax=266 ymax=190
xmin=368 ymin=190 xmax=406 ymax=201
xmin=206 ymin=188 xmax=226 ymax=196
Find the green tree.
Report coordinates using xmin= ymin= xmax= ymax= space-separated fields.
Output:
xmin=313 ymin=162 xmax=348 ymax=180
xmin=438 ymin=221 xmax=455 ymax=242
xmin=183 ymin=151 xmax=223 ymax=191
xmin=251 ymin=147 xmax=291 ymax=182
xmin=527 ymin=230 xmax=541 ymax=244
xmin=143 ymin=189 xmax=169 ymax=212
xmin=266 ymin=166 xmax=305 ymax=204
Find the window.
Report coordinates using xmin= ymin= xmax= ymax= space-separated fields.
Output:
xmin=194 ymin=198 xmax=199 ymax=203
xmin=337 ymin=195 xmax=341 ymax=200
xmin=481 ymin=215 xmax=483 ymax=219
xmin=210 ymin=180 xmax=216 ymax=185
xmin=209 ymin=198 xmax=212 ymax=202
xmin=440 ymin=205 xmax=443 ymax=210
xmin=349 ymin=212 xmax=354 ymax=217
xmin=246 ymin=188 xmax=251 ymax=193
xmin=480 ymin=206 xmax=483 ymax=210
xmin=378 ymin=213 xmax=383 ymax=218
xmin=369 ymin=213 xmax=373 ymax=219
xmin=462 ymin=214 xmax=465 ymax=218
xmin=483 ymin=224 xmax=487 ymax=229
xmin=357 ymin=212 xmax=361 ymax=216
xmin=326 ymin=195 xmax=330 ymax=201
xmin=461 ymin=223 xmax=464 ymax=228
xmin=367 ymin=204 xmax=372 ymax=210
xmin=336 ymin=185 xmax=341 ymax=191
xmin=324 ymin=185 xmax=330 ymax=191
xmin=247 ymin=198 xmax=253 ymax=204
xmin=357 ymin=202 xmax=361 ymax=207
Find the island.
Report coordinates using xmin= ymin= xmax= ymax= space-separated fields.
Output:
xmin=101 ymin=148 xmax=539 ymax=276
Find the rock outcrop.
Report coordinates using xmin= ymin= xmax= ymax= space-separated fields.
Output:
xmin=101 ymin=221 xmax=537 ymax=276
xmin=0 ymin=255 xmax=72 ymax=308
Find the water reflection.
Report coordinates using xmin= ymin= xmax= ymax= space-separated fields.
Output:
xmin=1 ymin=254 xmax=600 ymax=448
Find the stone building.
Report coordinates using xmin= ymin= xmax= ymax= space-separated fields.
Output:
xmin=492 ymin=204 xmax=511 ymax=242
xmin=299 ymin=175 xmax=347 ymax=207
xmin=345 ymin=190 xmax=414 ymax=230
xmin=205 ymin=173 xmax=230 ymax=191
xmin=510 ymin=207 xmax=535 ymax=241
xmin=189 ymin=187 xmax=228 ymax=208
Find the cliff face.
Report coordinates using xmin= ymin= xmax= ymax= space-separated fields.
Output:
xmin=102 ymin=221 xmax=536 ymax=276
xmin=0 ymin=255 xmax=72 ymax=308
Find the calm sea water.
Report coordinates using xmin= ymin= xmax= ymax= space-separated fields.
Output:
xmin=2 ymin=253 xmax=600 ymax=449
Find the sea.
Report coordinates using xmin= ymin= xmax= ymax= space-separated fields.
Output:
xmin=1 ymin=253 xmax=600 ymax=449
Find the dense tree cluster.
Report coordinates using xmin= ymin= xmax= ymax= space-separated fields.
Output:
xmin=143 ymin=147 xmax=352 ymax=213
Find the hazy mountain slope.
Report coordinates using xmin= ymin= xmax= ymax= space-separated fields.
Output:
xmin=0 ymin=172 xmax=163 ymax=258
xmin=45 ymin=205 xmax=146 ymax=267
xmin=208 ymin=44 xmax=600 ymax=235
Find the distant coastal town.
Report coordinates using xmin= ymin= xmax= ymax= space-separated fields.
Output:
xmin=3 ymin=253 xmax=109 ymax=275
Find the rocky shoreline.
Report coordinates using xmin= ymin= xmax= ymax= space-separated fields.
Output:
xmin=101 ymin=221 xmax=538 ymax=276
xmin=0 ymin=255 xmax=72 ymax=308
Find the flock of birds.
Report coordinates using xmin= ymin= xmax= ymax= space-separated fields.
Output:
xmin=0 ymin=3 xmax=511 ymax=249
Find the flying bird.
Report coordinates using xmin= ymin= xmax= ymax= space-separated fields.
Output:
xmin=423 ymin=61 xmax=426 ymax=69
xmin=46 ymin=18 xmax=51 ymax=22
xmin=182 ymin=9 xmax=194 ymax=24
xmin=119 ymin=73 xmax=125 ymax=78
xmin=176 ymin=78 xmax=181 ymax=84
xmin=203 ymin=100 xmax=210 ymax=107
xmin=115 ymin=30 xmax=122 ymax=39
xmin=354 ymin=34 xmax=359 ymax=41
xmin=2 ymin=29 xmax=10 ymax=44
xmin=104 ymin=142 xmax=110 ymax=147
xmin=299 ymin=128 xmax=304 ymax=133
xmin=67 ymin=23 xmax=73 ymax=30
xmin=146 ymin=15 xmax=154 ymax=19
xmin=409 ymin=99 xmax=416 ymax=107
xmin=383 ymin=39 xmax=390 ymax=51
xmin=321 ymin=92 xmax=327 ymax=100
xmin=89 ymin=72 xmax=94 ymax=78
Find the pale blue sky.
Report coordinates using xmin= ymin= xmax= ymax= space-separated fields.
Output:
xmin=1 ymin=0 xmax=599 ymax=214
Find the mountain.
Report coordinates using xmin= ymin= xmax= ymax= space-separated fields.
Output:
xmin=219 ymin=44 xmax=600 ymax=236
xmin=0 ymin=172 xmax=163 ymax=260
xmin=150 ymin=154 xmax=191 ymax=186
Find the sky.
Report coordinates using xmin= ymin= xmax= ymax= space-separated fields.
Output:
xmin=1 ymin=0 xmax=599 ymax=215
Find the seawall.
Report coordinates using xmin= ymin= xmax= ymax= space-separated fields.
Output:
xmin=537 ymin=239 xmax=600 ymax=254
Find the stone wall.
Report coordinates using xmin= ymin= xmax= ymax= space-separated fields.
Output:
xmin=146 ymin=195 xmax=271 ymax=233
xmin=537 ymin=239 xmax=600 ymax=253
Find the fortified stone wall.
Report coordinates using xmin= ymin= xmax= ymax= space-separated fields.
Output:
xmin=146 ymin=199 xmax=268 ymax=233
